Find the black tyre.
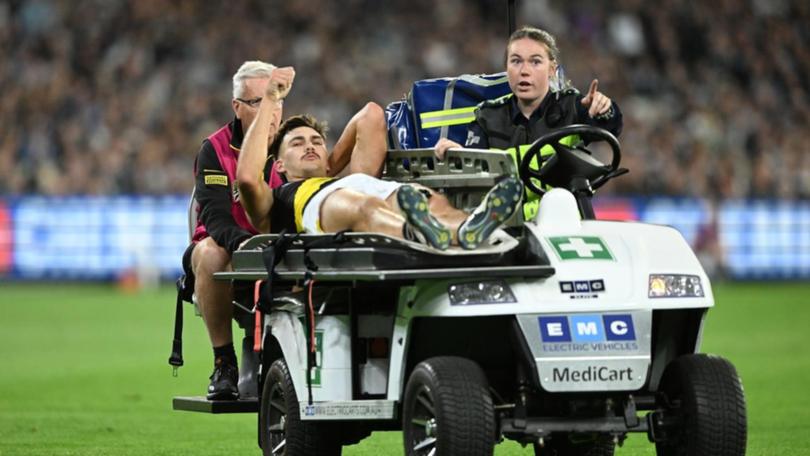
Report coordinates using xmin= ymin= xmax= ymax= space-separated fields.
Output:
xmin=402 ymin=356 xmax=495 ymax=456
xmin=259 ymin=359 xmax=341 ymax=456
xmin=656 ymin=354 xmax=747 ymax=456
xmin=534 ymin=434 xmax=615 ymax=456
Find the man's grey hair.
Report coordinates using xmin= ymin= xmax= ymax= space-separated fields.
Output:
xmin=232 ymin=60 xmax=277 ymax=99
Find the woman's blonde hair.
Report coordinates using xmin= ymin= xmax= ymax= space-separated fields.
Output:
xmin=506 ymin=26 xmax=560 ymax=63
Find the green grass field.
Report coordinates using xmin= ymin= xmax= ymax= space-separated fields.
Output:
xmin=1 ymin=281 xmax=809 ymax=455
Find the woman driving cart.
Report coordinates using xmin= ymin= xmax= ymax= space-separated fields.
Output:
xmin=434 ymin=26 xmax=623 ymax=220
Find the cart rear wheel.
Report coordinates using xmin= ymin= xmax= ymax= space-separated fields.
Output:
xmin=259 ymin=358 xmax=341 ymax=456
xmin=656 ymin=354 xmax=747 ymax=456
xmin=402 ymin=356 xmax=495 ymax=456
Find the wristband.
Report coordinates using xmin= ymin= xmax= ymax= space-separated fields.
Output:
xmin=595 ymin=105 xmax=614 ymax=121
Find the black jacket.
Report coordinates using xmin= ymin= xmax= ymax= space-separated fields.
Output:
xmin=465 ymin=89 xmax=623 ymax=149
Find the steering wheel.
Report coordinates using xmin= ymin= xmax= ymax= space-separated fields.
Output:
xmin=518 ymin=124 xmax=622 ymax=195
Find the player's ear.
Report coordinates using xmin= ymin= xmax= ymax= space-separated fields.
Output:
xmin=275 ymin=159 xmax=286 ymax=174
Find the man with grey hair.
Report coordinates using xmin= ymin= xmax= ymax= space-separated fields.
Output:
xmin=181 ymin=60 xmax=388 ymax=400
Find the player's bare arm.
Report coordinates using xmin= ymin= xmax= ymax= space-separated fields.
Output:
xmin=237 ymin=67 xmax=295 ymax=232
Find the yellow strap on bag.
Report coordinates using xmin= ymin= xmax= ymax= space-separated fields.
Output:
xmin=419 ymin=107 xmax=478 ymax=129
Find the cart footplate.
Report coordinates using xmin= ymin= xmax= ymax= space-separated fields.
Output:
xmin=172 ymin=396 xmax=258 ymax=414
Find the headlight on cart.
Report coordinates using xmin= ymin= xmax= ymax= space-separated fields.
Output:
xmin=648 ymin=274 xmax=704 ymax=298
xmin=448 ymin=280 xmax=516 ymax=306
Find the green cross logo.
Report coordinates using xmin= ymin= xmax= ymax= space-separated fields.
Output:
xmin=548 ymin=236 xmax=614 ymax=261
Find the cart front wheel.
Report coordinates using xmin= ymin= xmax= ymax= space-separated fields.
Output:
xmin=655 ymin=354 xmax=747 ymax=456
xmin=403 ymin=356 xmax=495 ymax=456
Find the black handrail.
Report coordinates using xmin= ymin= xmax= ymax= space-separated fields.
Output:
xmin=507 ymin=0 xmax=516 ymax=37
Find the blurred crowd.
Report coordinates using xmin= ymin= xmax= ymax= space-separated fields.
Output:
xmin=1 ymin=0 xmax=808 ymax=198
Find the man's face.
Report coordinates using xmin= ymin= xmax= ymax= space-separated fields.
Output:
xmin=232 ymin=77 xmax=272 ymax=139
xmin=506 ymin=38 xmax=556 ymax=105
xmin=276 ymin=126 xmax=330 ymax=180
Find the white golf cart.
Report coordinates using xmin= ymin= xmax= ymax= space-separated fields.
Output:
xmin=173 ymin=124 xmax=747 ymax=456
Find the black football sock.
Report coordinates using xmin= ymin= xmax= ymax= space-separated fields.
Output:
xmin=213 ymin=343 xmax=237 ymax=366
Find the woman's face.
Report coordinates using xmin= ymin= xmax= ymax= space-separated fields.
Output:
xmin=506 ymin=37 xmax=556 ymax=105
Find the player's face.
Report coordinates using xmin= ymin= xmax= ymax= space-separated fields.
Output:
xmin=277 ymin=126 xmax=329 ymax=179
xmin=506 ymin=38 xmax=557 ymax=105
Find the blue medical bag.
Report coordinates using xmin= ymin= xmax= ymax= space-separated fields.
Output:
xmin=385 ymin=73 xmax=511 ymax=149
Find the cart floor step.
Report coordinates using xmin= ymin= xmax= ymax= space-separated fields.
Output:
xmin=173 ymin=396 xmax=258 ymax=414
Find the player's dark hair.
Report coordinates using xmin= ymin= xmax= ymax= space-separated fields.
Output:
xmin=269 ymin=114 xmax=329 ymax=159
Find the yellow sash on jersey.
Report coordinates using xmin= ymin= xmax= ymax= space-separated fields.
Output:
xmin=293 ymin=177 xmax=334 ymax=232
